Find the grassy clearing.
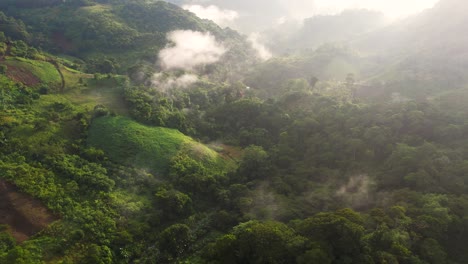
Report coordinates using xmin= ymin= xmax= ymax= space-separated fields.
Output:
xmin=81 ymin=4 xmax=113 ymax=14
xmin=63 ymin=76 xmax=129 ymax=115
xmin=87 ymin=116 xmax=230 ymax=173
xmin=88 ymin=116 xmax=191 ymax=172
xmin=61 ymin=66 xmax=92 ymax=89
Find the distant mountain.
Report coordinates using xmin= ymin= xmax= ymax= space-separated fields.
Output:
xmin=297 ymin=10 xmax=387 ymax=50
xmin=357 ymin=0 xmax=468 ymax=54
xmin=247 ymin=0 xmax=468 ymax=101
xmin=266 ymin=9 xmax=387 ymax=54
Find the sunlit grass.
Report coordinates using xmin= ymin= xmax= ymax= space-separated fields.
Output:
xmin=87 ymin=116 xmax=234 ymax=174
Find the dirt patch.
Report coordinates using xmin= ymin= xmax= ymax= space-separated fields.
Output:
xmin=210 ymin=143 xmax=243 ymax=161
xmin=0 ymin=180 xmax=58 ymax=243
xmin=5 ymin=64 xmax=41 ymax=87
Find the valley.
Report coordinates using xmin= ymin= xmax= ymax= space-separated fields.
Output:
xmin=1 ymin=0 xmax=468 ymax=263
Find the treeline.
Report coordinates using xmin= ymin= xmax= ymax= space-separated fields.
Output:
xmin=120 ymin=78 xmax=468 ymax=263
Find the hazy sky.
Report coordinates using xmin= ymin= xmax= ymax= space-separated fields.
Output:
xmin=178 ymin=0 xmax=440 ymax=31
xmin=314 ymin=0 xmax=439 ymax=19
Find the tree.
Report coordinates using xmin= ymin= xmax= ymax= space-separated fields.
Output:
xmin=0 ymin=231 xmax=15 ymax=253
xmin=0 ymin=65 xmax=7 ymax=74
xmin=155 ymin=187 xmax=192 ymax=219
xmin=418 ymin=239 xmax=447 ymax=264
xmin=0 ymin=32 xmax=6 ymax=42
xmin=158 ymin=224 xmax=192 ymax=261
xmin=79 ymin=244 xmax=112 ymax=264
xmin=237 ymin=145 xmax=271 ymax=181
xmin=295 ymin=209 xmax=372 ymax=264
xmin=204 ymin=221 xmax=306 ymax=264
xmin=309 ymin=76 xmax=319 ymax=90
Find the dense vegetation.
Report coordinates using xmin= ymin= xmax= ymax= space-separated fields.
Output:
xmin=1 ymin=0 xmax=468 ymax=263
xmin=0 ymin=0 xmax=255 ymax=78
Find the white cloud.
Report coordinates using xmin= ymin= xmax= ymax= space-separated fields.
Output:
xmin=182 ymin=4 xmax=239 ymax=26
xmin=159 ymin=30 xmax=227 ymax=70
xmin=276 ymin=16 xmax=287 ymax=25
xmin=248 ymin=33 xmax=272 ymax=61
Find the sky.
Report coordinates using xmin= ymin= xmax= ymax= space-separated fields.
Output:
xmin=313 ymin=0 xmax=439 ymax=19
xmin=178 ymin=0 xmax=440 ymax=31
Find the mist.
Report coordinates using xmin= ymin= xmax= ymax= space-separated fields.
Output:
xmin=182 ymin=5 xmax=238 ymax=27
xmin=4 ymin=0 xmax=468 ymax=262
xmin=151 ymin=73 xmax=199 ymax=92
xmin=248 ymin=33 xmax=272 ymax=61
xmin=171 ymin=0 xmax=438 ymax=32
xmin=336 ymin=174 xmax=373 ymax=210
xmin=158 ymin=30 xmax=227 ymax=70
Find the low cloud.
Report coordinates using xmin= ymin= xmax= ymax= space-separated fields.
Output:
xmin=183 ymin=5 xmax=239 ymax=27
xmin=151 ymin=73 xmax=199 ymax=92
xmin=159 ymin=30 xmax=227 ymax=70
xmin=248 ymin=33 xmax=272 ymax=61
xmin=336 ymin=174 xmax=373 ymax=210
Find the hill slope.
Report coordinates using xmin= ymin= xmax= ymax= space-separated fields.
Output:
xmin=0 ymin=0 xmax=254 ymax=74
xmin=88 ymin=116 xmax=228 ymax=173
xmin=353 ymin=0 xmax=468 ymax=98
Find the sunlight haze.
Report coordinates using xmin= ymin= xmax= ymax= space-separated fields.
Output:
xmin=179 ymin=0 xmax=440 ymax=31
xmin=314 ymin=0 xmax=439 ymax=19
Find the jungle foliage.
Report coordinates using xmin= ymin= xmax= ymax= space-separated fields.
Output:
xmin=1 ymin=0 xmax=468 ymax=264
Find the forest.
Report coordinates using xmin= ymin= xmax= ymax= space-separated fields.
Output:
xmin=1 ymin=0 xmax=468 ymax=263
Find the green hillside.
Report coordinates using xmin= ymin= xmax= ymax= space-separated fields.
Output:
xmin=88 ymin=116 xmax=227 ymax=173
xmin=0 ymin=0 xmax=238 ymax=70
xmin=3 ymin=0 xmax=468 ymax=264
xmin=1 ymin=57 xmax=62 ymax=89
xmin=244 ymin=44 xmax=365 ymax=98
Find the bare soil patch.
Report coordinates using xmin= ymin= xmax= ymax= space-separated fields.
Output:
xmin=213 ymin=143 xmax=243 ymax=161
xmin=5 ymin=65 xmax=41 ymax=87
xmin=0 ymin=180 xmax=58 ymax=243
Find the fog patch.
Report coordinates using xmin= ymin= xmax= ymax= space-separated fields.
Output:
xmin=336 ymin=174 xmax=373 ymax=210
xmin=183 ymin=4 xmax=239 ymax=27
xmin=151 ymin=73 xmax=199 ymax=92
xmin=247 ymin=183 xmax=280 ymax=220
xmin=391 ymin=92 xmax=410 ymax=103
xmin=159 ymin=30 xmax=227 ymax=70
xmin=248 ymin=33 xmax=273 ymax=61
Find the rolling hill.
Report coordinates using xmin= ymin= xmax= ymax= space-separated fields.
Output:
xmin=88 ymin=115 xmax=230 ymax=173
xmin=354 ymin=0 xmax=468 ymax=99
xmin=0 ymin=0 xmax=256 ymax=75
xmin=3 ymin=1 xmax=468 ymax=263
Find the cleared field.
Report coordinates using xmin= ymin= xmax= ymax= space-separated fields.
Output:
xmin=1 ymin=57 xmax=62 ymax=89
xmin=87 ymin=116 xmax=229 ymax=173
